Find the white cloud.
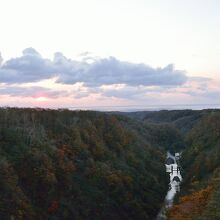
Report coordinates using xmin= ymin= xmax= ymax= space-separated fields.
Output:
xmin=0 ymin=48 xmax=187 ymax=87
xmin=0 ymin=48 xmax=218 ymax=108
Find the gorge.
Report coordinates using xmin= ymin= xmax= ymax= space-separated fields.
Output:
xmin=0 ymin=108 xmax=219 ymax=219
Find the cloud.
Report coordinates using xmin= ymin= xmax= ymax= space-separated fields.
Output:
xmin=0 ymin=48 xmax=188 ymax=87
xmin=0 ymin=86 xmax=68 ymax=98
xmin=0 ymin=48 xmax=55 ymax=83
xmin=56 ymin=56 xmax=188 ymax=87
xmin=99 ymin=86 xmax=148 ymax=100
xmin=0 ymin=53 xmax=3 ymax=66
xmin=1 ymin=48 xmax=217 ymax=106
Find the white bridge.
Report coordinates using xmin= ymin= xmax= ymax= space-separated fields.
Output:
xmin=169 ymin=164 xmax=182 ymax=183
xmin=165 ymin=152 xmax=182 ymax=194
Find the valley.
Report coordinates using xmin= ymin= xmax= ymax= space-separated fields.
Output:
xmin=0 ymin=108 xmax=219 ymax=219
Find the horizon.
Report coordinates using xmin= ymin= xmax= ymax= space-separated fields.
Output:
xmin=0 ymin=103 xmax=220 ymax=112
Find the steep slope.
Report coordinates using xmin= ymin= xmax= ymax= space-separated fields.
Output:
xmin=168 ymin=112 xmax=220 ymax=219
xmin=0 ymin=108 xmax=168 ymax=220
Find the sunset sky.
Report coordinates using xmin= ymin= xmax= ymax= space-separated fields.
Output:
xmin=0 ymin=0 xmax=220 ymax=110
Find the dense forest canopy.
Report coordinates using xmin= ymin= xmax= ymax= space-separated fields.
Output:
xmin=1 ymin=108 xmax=220 ymax=220
xmin=0 ymin=108 xmax=171 ymax=220
xmin=167 ymin=112 xmax=220 ymax=219
xmin=115 ymin=109 xmax=220 ymax=219
xmin=155 ymin=110 xmax=220 ymax=220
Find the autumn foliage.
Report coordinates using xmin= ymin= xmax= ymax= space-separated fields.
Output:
xmin=0 ymin=108 xmax=169 ymax=220
xmin=168 ymin=186 xmax=213 ymax=220
xmin=168 ymin=112 xmax=220 ymax=220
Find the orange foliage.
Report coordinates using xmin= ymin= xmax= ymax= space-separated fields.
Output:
xmin=48 ymin=200 xmax=59 ymax=214
xmin=56 ymin=145 xmax=76 ymax=173
xmin=106 ymin=172 xmax=132 ymax=187
xmin=106 ymin=173 xmax=122 ymax=186
xmin=168 ymin=186 xmax=213 ymax=220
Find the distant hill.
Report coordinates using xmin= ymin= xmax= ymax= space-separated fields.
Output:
xmin=116 ymin=109 xmax=220 ymax=133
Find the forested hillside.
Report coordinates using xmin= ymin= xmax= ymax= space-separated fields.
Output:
xmin=0 ymin=108 xmax=170 ymax=220
xmin=168 ymin=112 xmax=220 ymax=219
xmin=121 ymin=109 xmax=220 ymax=134
xmin=118 ymin=109 xmax=220 ymax=219
xmin=1 ymin=108 xmax=220 ymax=220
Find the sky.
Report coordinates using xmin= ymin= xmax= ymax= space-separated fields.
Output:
xmin=0 ymin=0 xmax=220 ymax=110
